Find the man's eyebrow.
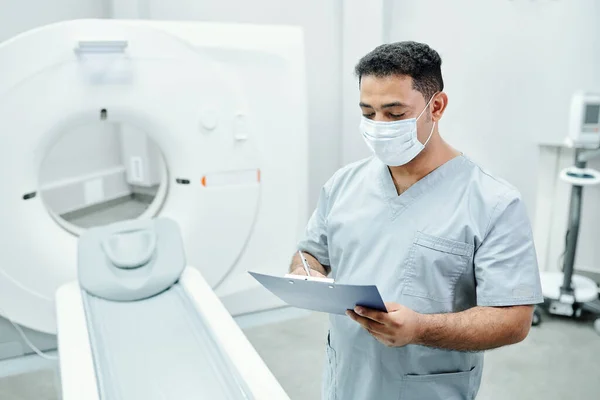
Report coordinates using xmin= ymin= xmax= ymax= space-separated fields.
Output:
xmin=381 ymin=102 xmax=406 ymax=108
xmin=359 ymin=102 xmax=407 ymax=108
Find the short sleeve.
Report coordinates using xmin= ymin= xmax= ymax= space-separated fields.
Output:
xmin=297 ymin=184 xmax=331 ymax=267
xmin=474 ymin=190 xmax=544 ymax=307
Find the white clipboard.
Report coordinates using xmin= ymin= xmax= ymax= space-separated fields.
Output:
xmin=248 ymin=271 xmax=387 ymax=315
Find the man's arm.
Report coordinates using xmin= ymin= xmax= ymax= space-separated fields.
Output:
xmin=292 ymin=179 xmax=334 ymax=277
xmin=289 ymin=251 xmax=330 ymax=277
xmin=347 ymin=302 xmax=534 ymax=351
xmin=414 ymin=305 xmax=533 ymax=351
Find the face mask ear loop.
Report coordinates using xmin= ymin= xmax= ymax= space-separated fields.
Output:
xmin=417 ymin=92 xmax=438 ymax=146
xmin=423 ymin=121 xmax=436 ymax=147
xmin=416 ymin=92 xmax=438 ymax=121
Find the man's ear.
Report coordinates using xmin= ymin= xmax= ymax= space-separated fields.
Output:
xmin=431 ymin=92 xmax=448 ymax=122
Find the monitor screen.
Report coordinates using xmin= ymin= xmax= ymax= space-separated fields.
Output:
xmin=584 ymin=104 xmax=600 ymax=125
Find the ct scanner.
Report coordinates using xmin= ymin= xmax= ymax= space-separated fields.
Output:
xmin=0 ymin=19 xmax=308 ymax=398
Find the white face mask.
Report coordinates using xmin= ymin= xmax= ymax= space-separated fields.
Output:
xmin=360 ymin=94 xmax=436 ymax=166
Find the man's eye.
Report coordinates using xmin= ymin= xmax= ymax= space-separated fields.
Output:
xmin=390 ymin=113 xmax=405 ymax=118
xmin=362 ymin=113 xmax=375 ymax=118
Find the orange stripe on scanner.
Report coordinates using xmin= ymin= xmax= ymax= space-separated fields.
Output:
xmin=201 ymin=169 xmax=261 ymax=187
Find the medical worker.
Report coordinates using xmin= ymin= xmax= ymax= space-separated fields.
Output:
xmin=290 ymin=41 xmax=543 ymax=399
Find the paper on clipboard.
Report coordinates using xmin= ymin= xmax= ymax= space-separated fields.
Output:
xmin=248 ymin=271 xmax=387 ymax=315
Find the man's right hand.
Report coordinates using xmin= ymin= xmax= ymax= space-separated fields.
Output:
xmin=290 ymin=266 xmax=327 ymax=279
xmin=289 ymin=251 xmax=330 ymax=277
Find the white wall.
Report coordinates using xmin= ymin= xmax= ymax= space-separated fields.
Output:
xmin=144 ymin=0 xmax=343 ymax=209
xmin=341 ymin=1 xmax=386 ymax=167
xmin=38 ymin=122 xmax=132 ymax=215
xmin=40 ymin=123 xmax=122 ymax=183
xmin=0 ymin=0 xmax=106 ymax=42
xmin=119 ymin=124 xmax=163 ymax=188
xmin=342 ymin=0 xmax=600 ymax=215
xmin=38 ymin=122 xmax=166 ymax=215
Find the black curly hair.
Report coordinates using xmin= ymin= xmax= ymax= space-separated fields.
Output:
xmin=354 ymin=41 xmax=444 ymax=101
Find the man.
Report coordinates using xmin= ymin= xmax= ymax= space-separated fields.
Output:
xmin=289 ymin=41 xmax=543 ymax=400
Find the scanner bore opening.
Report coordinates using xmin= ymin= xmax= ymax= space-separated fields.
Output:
xmin=38 ymin=119 xmax=169 ymax=236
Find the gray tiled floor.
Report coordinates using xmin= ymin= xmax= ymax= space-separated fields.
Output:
xmin=0 ymin=368 xmax=60 ymax=400
xmin=244 ymin=312 xmax=600 ymax=400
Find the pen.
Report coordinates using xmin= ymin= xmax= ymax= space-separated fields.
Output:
xmin=297 ymin=250 xmax=312 ymax=277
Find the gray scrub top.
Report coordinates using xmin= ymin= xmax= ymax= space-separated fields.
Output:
xmin=297 ymin=155 xmax=543 ymax=400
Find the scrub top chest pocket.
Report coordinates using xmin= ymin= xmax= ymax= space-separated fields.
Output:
xmin=400 ymin=232 xmax=474 ymax=303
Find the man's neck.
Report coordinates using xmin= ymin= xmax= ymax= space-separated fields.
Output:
xmin=388 ymin=135 xmax=460 ymax=192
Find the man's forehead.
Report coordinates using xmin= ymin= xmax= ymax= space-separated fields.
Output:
xmin=359 ymin=74 xmax=420 ymax=105
xmin=360 ymin=74 xmax=413 ymax=88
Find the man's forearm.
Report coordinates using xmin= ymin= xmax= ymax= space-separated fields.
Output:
xmin=289 ymin=251 xmax=330 ymax=275
xmin=413 ymin=305 xmax=533 ymax=351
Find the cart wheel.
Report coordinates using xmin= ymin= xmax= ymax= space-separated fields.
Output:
xmin=594 ymin=318 xmax=600 ymax=335
xmin=532 ymin=308 xmax=542 ymax=326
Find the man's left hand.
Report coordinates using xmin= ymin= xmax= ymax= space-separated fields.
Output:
xmin=346 ymin=302 xmax=421 ymax=347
